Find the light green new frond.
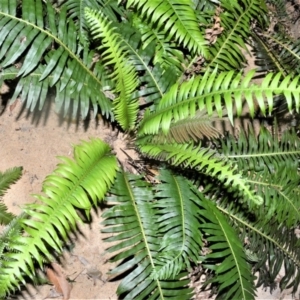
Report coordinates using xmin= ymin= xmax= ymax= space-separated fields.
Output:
xmin=138 ymin=69 xmax=300 ymax=135
xmin=119 ymin=22 xmax=179 ymax=105
xmin=85 ymin=8 xmax=139 ymax=130
xmin=123 ymin=0 xmax=207 ymax=56
xmin=0 ymin=139 xmax=118 ymax=296
xmin=0 ymin=0 xmax=113 ymax=119
xmin=151 ymin=169 xmax=203 ymax=280
xmin=199 ymin=199 xmax=256 ymax=300
xmin=102 ymin=171 xmax=192 ymax=299
xmin=138 ymin=141 xmax=263 ymax=206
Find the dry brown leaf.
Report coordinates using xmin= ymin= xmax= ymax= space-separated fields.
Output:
xmin=46 ymin=262 xmax=72 ymax=300
xmin=205 ymin=7 xmax=224 ymax=44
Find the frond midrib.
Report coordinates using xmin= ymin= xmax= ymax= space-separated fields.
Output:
xmin=140 ymin=84 xmax=294 ymax=129
xmin=253 ymin=32 xmax=287 ymax=75
xmin=213 ymin=210 xmax=248 ymax=300
xmin=227 ymin=150 xmax=300 ymax=158
xmin=124 ymin=174 xmax=164 ymax=298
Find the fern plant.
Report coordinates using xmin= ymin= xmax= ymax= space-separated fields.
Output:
xmin=1 ymin=0 xmax=300 ymax=299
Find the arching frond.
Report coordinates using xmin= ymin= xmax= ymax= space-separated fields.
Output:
xmin=119 ymin=23 xmax=179 ymax=105
xmin=220 ymin=126 xmax=300 ymax=227
xmin=138 ymin=141 xmax=263 ymax=206
xmin=62 ymin=0 xmax=121 ymax=46
xmin=205 ymin=0 xmax=267 ymax=71
xmin=199 ymin=199 xmax=256 ymax=300
xmin=0 ymin=139 xmax=118 ymax=296
xmin=103 ymin=171 xmax=193 ymax=299
xmin=85 ymin=8 xmax=139 ymax=130
xmin=151 ymin=169 xmax=203 ymax=280
xmin=219 ymin=203 xmax=300 ymax=295
xmin=138 ymin=69 xmax=300 ymax=136
xmin=123 ymin=0 xmax=207 ymax=56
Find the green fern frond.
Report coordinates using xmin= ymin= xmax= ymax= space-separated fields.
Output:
xmin=205 ymin=0 xmax=267 ymax=71
xmin=251 ymin=32 xmax=288 ymax=75
xmin=0 ymin=139 xmax=118 ymax=296
xmin=138 ymin=64 xmax=179 ymax=106
xmin=199 ymin=199 xmax=256 ymax=300
xmin=220 ymin=126 xmax=300 ymax=226
xmin=138 ymin=141 xmax=263 ymax=206
xmin=118 ymin=23 xmax=179 ymax=105
xmin=267 ymin=0 xmax=288 ymax=19
xmin=103 ymin=171 xmax=193 ymax=299
xmin=254 ymin=31 xmax=300 ymax=76
xmin=0 ymin=204 xmax=15 ymax=227
xmin=138 ymin=68 xmax=300 ymax=135
xmin=192 ymin=0 xmax=216 ymax=13
xmin=62 ymin=0 xmax=122 ymax=46
xmin=130 ymin=13 xmax=185 ymax=72
xmin=0 ymin=167 xmax=20 ymax=237
xmin=218 ymin=204 xmax=300 ymax=294
xmin=85 ymin=8 xmax=139 ymax=130
xmin=123 ymin=0 xmax=207 ymax=56
xmin=222 ymin=126 xmax=300 ymax=176
xmin=151 ymin=169 xmax=203 ymax=280
xmin=0 ymin=0 xmax=113 ymax=119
